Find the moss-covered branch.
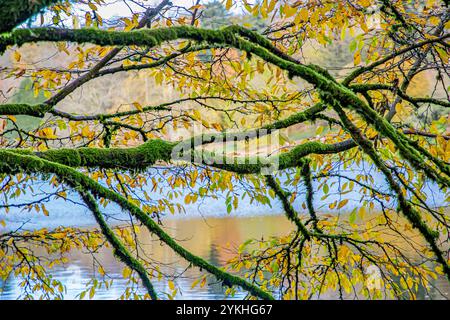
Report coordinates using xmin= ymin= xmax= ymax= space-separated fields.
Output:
xmin=0 ymin=0 xmax=60 ymax=33
xmin=190 ymin=139 xmax=355 ymax=174
xmin=300 ymin=159 xmax=319 ymax=230
xmin=7 ymin=137 xmax=354 ymax=174
xmin=78 ymin=190 xmax=158 ymax=300
xmin=0 ymin=149 xmax=275 ymax=300
xmin=330 ymin=99 xmax=450 ymax=281
xmin=265 ymin=174 xmax=310 ymax=240
xmin=2 ymin=25 xmax=445 ymax=186
xmin=17 ymin=139 xmax=176 ymax=170
xmin=0 ymin=103 xmax=52 ymax=117
xmin=180 ymin=102 xmax=328 ymax=149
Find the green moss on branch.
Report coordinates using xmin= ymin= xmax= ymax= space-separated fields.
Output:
xmin=265 ymin=174 xmax=310 ymax=240
xmin=0 ymin=150 xmax=275 ymax=300
xmin=300 ymin=159 xmax=319 ymax=229
xmin=79 ymin=190 xmax=158 ymax=300
xmin=0 ymin=103 xmax=52 ymax=117
xmin=330 ymin=100 xmax=450 ymax=281
xmin=9 ymin=135 xmax=355 ymax=175
xmin=3 ymin=24 xmax=444 ymax=187
xmin=27 ymin=139 xmax=176 ymax=169
xmin=0 ymin=0 xmax=60 ymax=33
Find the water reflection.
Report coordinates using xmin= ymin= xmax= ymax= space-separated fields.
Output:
xmin=0 ymin=215 xmax=292 ymax=300
xmin=0 ymin=215 xmax=448 ymax=300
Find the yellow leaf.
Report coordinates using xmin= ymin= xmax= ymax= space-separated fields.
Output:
xmin=193 ymin=109 xmax=201 ymax=120
xmin=13 ymin=51 xmax=21 ymax=62
xmin=435 ymin=47 xmax=449 ymax=64
xmin=155 ymin=71 xmax=163 ymax=85
xmin=337 ymin=199 xmax=349 ymax=209
xmin=359 ymin=0 xmax=371 ymax=7
xmin=256 ymin=60 xmax=264 ymax=73
xmin=122 ymin=267 xmax=131 ymax=278
xmin=190 ymin=278 xmax=200 ymax=289
xmin=406 ymin=277 xmax=413 ymax=288
xmin=89 ymin=287 xmax=95 ymax=299
xmin=298 ymin=8 xmax=308 ymax=23
xmin=429 ymin=16 xmax=440 ymax=26
xmin=81 ymin=126 xmax=90 ymax=137
xmin=200 ymin=276 xmax=207 ymax=288
xmin=226 ymin=0 xmax=233 ymax=10
xmin=353 ymin=51 xmax=361 ymax=66
xmin=284 ymin=5 xmax=297 ymax=18
xmin=88 ymin=2 xmax=97 ymax=11
xmin=73 ymin=16 xmax=80 ymax=29
xmin=445 ymin=20 xmax=450 ymax=29
xmin=358 ymin=206 xmax=366 ymax=218
xmin=40 ymin=127 xmax=57 ymax=139
xmin=85 ymin=12 xmax=92 ymax=27
xmin=168 ymin=280 xmax=175 ymax=290
xmin=52 ymin=233 xmax=66 ymax=239
xmin=132 ymin=102 xmax=143 ymax=111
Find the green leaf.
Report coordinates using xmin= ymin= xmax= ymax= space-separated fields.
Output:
xmin=349 ymin=208 xmax=357 ymax=224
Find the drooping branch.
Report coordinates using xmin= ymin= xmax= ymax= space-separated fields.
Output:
xmin=95 ymin=43 xmax=215 ymax=77
xmin=300 ymin=159 xmax=319 ymax=230
xmin=318 ymin=87 xmax=450 ymax=187
xmin=78 ymin=190 xmax=158 ymax=300
xmin=329 ymin=98 xmax=450 ymax=281
xmin=265 ymin=174 xmax=310 ymax=240
xmin=0 ymin=95 xmax=304 ymax=120
xmin=180 ymin=102 xmax=328 ymax=149
xmin=0 ymin=149 xmax=275 ymax=300
xmin=385 ymin=12 xmax=449 ymax=122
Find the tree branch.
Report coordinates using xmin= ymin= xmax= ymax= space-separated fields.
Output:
xmin=78 ymin=190 xmax=158 ymax=300
xmin=0 ymin=149 xmax=275 ymax=300
xmin=0 ymin=0 xmax=60 ymax=33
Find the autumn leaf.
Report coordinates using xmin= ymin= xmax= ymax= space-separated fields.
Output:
xmin=132 ymin=102 xmax=143 ymax=111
